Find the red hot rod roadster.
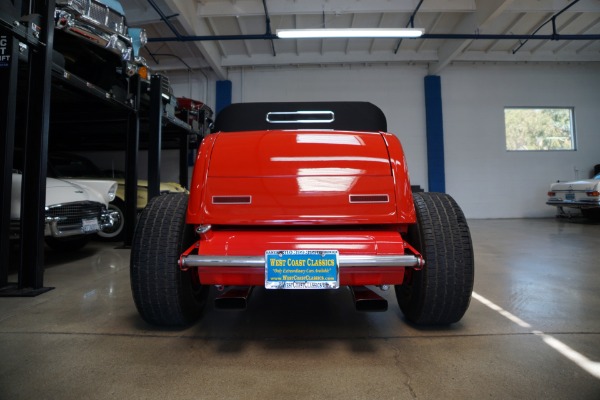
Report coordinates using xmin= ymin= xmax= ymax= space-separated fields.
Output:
xmin=130 ymin=102 xmax=474 ymax=326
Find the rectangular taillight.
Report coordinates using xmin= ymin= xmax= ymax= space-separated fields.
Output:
xmin=212 ymin=196 xmax=252 ymax=204
xmin=349 ymin=194 xmax=389 ymax=203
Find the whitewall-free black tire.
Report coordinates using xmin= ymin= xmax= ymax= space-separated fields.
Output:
xmin=130 ymin=193 xmax=208 ymax=326
xmin=395 ymin=192 xmax=474 ymax=325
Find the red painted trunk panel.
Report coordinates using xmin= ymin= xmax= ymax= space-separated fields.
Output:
xmin=193 ymin=229 xmax=408 ymax=286
xmin=207 ymin=130 xmax=392 ymax=177
xmin=198 ymin=229 xmax=407 ymax=256
xmin=195 ymin=267 xmax=406 ymax=287
xmin=187 ymin=130 xmax=415 ymax=225
xmin=202 ymin=176 xmax=398 ymax=224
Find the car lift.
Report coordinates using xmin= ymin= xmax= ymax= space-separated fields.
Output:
xmin=0 ymin=0 xmax=200 ymax=296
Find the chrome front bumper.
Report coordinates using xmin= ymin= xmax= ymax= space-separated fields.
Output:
xmin=55 ymin=9 xmax=133 ymax=61
xmin=44 ymin=210 xmax=119 ymax=238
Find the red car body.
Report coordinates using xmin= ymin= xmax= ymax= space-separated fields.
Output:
xmin=183 ymin=128 xmax=422 ymax=287
xmin=130 ymin=102 xmax=473 ymax=327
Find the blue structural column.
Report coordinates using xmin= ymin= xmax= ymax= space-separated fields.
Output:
xmin=215 ymin=80 xmax=232 ymax=116
xmin=424 ymin=75 xmax=446 ymax=193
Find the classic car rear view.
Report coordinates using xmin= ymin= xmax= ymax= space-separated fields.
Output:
xmin=546 ymin=173 xmax=600 ymax=219
xmin=130 ymin=102 xmax=474 ymax=327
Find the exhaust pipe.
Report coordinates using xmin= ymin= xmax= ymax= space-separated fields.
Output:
xmin=350 ymin=286 xmax=388 ymax=312
xmin=214 ymin=286 xmax=253 ymax=310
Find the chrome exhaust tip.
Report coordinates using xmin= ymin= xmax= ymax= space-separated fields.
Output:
xmin=350 ymin=286 xmax=388 ymax=312
xmin=214 ymin=286 xmax=253 ymax=310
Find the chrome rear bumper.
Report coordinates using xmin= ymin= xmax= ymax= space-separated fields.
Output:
xmin=180 ymin=254 xmax=424 ymax=269
xmin=547 ymin=200 xmax=600 ymax=208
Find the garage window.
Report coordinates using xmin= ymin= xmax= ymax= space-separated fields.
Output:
xmin=504 ymin=107 xmax=575 ymax=151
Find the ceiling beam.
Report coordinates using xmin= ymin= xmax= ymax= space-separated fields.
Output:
xmin=221 ymin=51 xmax=439 ymax=67
xmin=205 ymin=17 xmax=228 ymax=58
xmin=137 ymin=0 xmax=600 ymax=23
xmin=235 ymin=16 xmax=253 ymax=58
xmin=368 ymin=13 xmax=386 ymax=54
xmin=575 ymin=20 xmax=600 ymax=54
xmin=195 ymin=0 xmax=476 ymax=17
xmin=344 ymin=14 xmax=357 ymax=55
xmin=484 ymin=12 xmax=526 ymax=53
xmin=529 ymin=12 xmax=581 ymax=54
xmin=217 ymin=48 xmax=599 ymax=69
xmin=294 ymin=14 xmax=299 ymax=56
xmin=164 ymin=0 xmax=227 ymax=79
xmin=552 ymin=15 xmax=600 ymax=54
xmin=505 ymin=0 xmax=600 ymax=13
xmin=417 ymin=12 xmax=443 ymax=53
xmin=456 ymin=50 xmax=600 ymax=63
xmin=133 ymin=0 xmax=600 ymax=75
xmin=428 ymin=0 xmax=515 ymax=75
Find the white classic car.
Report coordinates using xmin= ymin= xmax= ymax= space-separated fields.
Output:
xmin=11 ymin=172 xmax=118 ymax=250
xmin=48 ymin=153 xmax=187 ymax=241
xmin=547 ymin=173 xmax=600 ymax=219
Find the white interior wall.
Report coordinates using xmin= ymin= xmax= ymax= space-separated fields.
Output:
xmin=89 ymin=63 xmax=599 ymax=219
xmin=226 ymin=63 xmax=600 ymax=218
xmin=442 ymin=63 xmax=600 ymax=218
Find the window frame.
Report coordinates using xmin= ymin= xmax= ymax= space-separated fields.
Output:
xmin=504 ymin=106 xmax=576 ymax=152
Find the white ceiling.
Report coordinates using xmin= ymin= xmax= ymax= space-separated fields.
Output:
xmin=121 ymin=0 xmax=600 ymax=79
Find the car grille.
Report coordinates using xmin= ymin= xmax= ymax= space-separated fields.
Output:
xmin=46 ymin=201 xmax=105 ymax=228
xmin=86 ymin=0 xmax=126 ymax=35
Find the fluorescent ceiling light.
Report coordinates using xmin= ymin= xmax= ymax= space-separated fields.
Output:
xmin=276 ymin=28 xmax=424 ymax=39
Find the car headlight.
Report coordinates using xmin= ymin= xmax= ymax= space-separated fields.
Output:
xmin=139 ymin=29 xmax=148 ymax=48
xmin=108 ymin=183 xmax=118 ymax=202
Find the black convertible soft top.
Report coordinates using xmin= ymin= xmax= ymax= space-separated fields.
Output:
xmin=214 ymin=102 xmax=387 ymax=133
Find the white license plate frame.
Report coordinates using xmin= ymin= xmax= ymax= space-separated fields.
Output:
xmin=265 ymin=250 xmax=339 ymax=289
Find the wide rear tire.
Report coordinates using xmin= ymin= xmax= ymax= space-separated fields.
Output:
xmin=395 ymin=192 xmax=474 ymax=325
xmin=130 ymin=193 xmax=208 ymax=326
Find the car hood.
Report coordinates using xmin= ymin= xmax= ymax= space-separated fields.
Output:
xmin=11 ymin=174 xmax=114 ymax=219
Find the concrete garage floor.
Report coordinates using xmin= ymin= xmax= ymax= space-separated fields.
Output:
xmin=0 ymin=219 xmax=599 ymax=399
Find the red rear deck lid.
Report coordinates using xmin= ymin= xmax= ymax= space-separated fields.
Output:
xmin=208 ymin=130 xmax=392 ymax=178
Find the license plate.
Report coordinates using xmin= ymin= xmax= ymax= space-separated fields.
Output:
xmin=82 ymin=218 xmax=99 ymax=233
xmin=265 ymin=250 xmax=339 ymax=289
xmin=565 ymin=193 xmax=575 ymax=201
